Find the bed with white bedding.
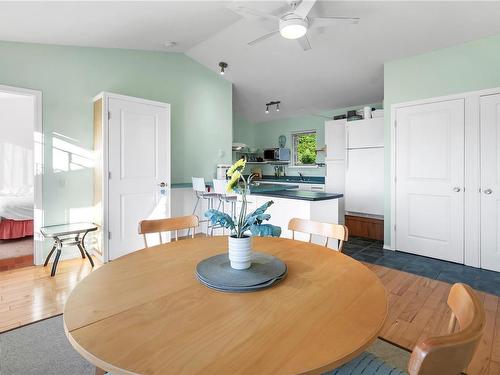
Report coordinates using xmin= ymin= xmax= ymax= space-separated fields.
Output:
xmin=0 ymin=191 xmax=34 ymax=239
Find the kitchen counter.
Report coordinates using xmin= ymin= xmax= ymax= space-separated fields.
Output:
xmin=171 ymin=182 xmax=299 ymax=192
xmin=252 ymin=189 xmax=343 ymax=201
xmin=253 ymin=176 xmax=325 ymax=184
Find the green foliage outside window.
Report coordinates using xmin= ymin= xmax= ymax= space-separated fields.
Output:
xmin=295 ymin=132 xmax=317 ymax=165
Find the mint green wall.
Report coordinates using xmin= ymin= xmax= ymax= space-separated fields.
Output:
xmin=0 ymin=41 xmax=232 ymax=229
xmin=233 ymin=113 xmax=255 ymax=147
xmin=384 ymin=34 xmax=500 ymax=245
xmin=235 ymin=103 xmax=382 ymax=176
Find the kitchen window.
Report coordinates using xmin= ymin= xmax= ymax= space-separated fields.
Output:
xmin=292 ymin=131 xmax=317 ymax=166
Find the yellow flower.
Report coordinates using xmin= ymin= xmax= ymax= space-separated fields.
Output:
xmin=226 ymin=171 xmax=241 ymax=192
xmin=226 ymin=158 xmax=246 ymax=177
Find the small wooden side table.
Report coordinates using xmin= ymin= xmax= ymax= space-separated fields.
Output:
xmin=40 ymin=222 xmax=98 ymax=276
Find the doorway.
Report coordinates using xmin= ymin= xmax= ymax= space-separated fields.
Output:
xmin=0 ymin=85 xmax=42 ymax=270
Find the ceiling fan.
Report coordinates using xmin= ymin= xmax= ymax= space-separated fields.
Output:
xmin=227 ymin=0 xmax=360 ymax=51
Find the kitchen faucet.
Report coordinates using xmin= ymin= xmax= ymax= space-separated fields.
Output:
xmin=298 ymin=172 xmax=305 ymax=182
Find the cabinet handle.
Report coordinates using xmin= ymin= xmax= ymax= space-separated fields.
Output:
xmin=311 ymin=187 xmax=323 ymax=190
xmin=484 ymin=188 xmax=493 ymax=195
xmin=452 ymin=187 xmax=461 ymax=193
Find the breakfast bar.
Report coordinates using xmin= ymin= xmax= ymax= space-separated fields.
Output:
xmin=246 ymin=183 xmax=344 ymax=248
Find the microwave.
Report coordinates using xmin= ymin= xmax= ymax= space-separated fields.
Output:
xmin=263 ymin=148 xmax=290 ymax=161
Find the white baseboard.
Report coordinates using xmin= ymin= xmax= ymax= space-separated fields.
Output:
xmin=383 ymin=244 xmax=395 ymax=251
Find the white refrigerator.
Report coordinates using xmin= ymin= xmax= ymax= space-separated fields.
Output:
xmin=344 ymin=118 xmax=384 ymax=217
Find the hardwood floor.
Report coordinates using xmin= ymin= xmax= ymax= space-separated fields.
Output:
xmin=0 ymin=257 xmax=498 ymax=374
xmin=0 ymin=256 xmax=100 ymax=332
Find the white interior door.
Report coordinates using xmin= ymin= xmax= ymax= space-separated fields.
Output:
xmin=395 ymin=99 xmax=464 ymax=263
xmin=108 ymin=97 xmax=170 ymax=260
xmin=480 ymin=93 xmax=500 ymax=272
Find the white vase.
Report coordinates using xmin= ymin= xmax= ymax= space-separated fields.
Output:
xmin=228 ymin=235 xmax=252 ymax=270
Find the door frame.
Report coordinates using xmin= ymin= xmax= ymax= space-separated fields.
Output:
xmin=0 ymin=84 xmax=44 ymax=265
xmin=390 ymin=86 xmax=500 ymax=269
xmin=94 ymin=92 xmax=171 ymax=263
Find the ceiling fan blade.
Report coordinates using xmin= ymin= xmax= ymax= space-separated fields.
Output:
xmin=296 ymin=35 xmax=311 ymax=51
xmin=310 ymin=16 xmax=360 ymax=28
xmin=294 ymin=0 xmax=317 ymax=19
xmin=248 ymin=31 xmax=280 ymax=46
xmin=226 ymin=3 xmax=279 ymax=22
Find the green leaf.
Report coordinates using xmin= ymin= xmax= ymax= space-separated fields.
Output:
xmin=245 ymin=201 xmax=274 ymax=221
xmin=249 ymin=224 xmax=282 ymax=237
xmin=204 ymin=209 xmax=235 ymax=230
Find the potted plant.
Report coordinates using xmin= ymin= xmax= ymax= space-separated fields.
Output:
xmin=205 ymin=158 xmax=281 ymax=270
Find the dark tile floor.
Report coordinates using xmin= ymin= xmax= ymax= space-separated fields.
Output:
xmin=344 ymin=237 xmax=500 ymax=296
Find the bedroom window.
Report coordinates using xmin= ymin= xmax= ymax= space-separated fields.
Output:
xmin=292 ymin=131 xmax=317 ymax=166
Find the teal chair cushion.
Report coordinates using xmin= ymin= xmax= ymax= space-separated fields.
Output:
xmin=325 ymin=352 xmax=408 ymax=375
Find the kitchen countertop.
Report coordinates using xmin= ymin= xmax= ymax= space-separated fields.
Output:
xmin=252 ymin=176 xmax=325 ymax=184
xmin=171 ymin=181 xmax=341 ymax=201
xmin=252 ymin=189 xmax=343 ymax=201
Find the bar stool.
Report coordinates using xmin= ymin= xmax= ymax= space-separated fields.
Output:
xmin=191 ymin=177 xmax=220 ymax=236
xmin=213 ymin=179 xmax=238 ymax=225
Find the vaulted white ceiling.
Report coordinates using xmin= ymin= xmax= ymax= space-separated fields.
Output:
xmin=1 ymin=1 xmax=500 ymax=123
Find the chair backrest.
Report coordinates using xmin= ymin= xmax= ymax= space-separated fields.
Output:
xmin=212 ymin=179 xmax=227 ymax=194
xmin=287 ymin=218 xmax=348 ymax=251
xmin=213 ymin=179 xmax=236 ymax=197
xmin=192 ymin=177 xmax=206 ymax=193
xmin=407 ymin=283 xmax=485 ymax=375
xmin=138 ymin=215 xmax=199 ymax=248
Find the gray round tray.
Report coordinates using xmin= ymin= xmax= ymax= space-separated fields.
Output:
xmin=196 ymin=252 xmax=287 ymax=293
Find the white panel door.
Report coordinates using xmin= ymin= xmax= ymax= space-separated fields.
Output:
xmin=480 ymin=93 xmax=500 ymax=272
xmin=108 ymin=97 xmax=170 ymax=260
xmin=395 ymin=99 xmax=464 ymax=263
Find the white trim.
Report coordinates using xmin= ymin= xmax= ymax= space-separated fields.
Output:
xmin=390 ymin=85 xmax=500 ymax=268
xmin=93 ymin=92 xmax=170 ymax=110
xmin=0 ymin=84 xmax=43 ymax=265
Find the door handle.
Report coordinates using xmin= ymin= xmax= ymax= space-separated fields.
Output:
xmin=453 ymin=187 xmax=461 ymax=192
xmin=158 ymin=182 xmax=167 ymax=188
xmin=484 ymin=188 xmax=493 ymax=195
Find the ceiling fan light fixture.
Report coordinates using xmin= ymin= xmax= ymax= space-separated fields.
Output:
xmin=279 ymin=17 xmax=308 ymax=39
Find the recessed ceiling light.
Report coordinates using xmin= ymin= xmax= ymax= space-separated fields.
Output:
xmin=163 ymin=41 xmax=177 ymax=49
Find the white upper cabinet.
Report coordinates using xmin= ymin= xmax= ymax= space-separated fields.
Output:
xmin=325 ymin=119 xmax=346 ymax=160
xmin=346 ymin=117 xmax=384 ymax=149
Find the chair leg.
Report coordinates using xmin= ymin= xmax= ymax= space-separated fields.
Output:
xmin=43 ymin=244 xmax=57 ymax=267
xmin=78 ymin=243 xmax=94 ymax=267
xmin=75 ymin=235 xmax=86 ymax=258
xmin=188 ymin=195 xmax=201 ymax=236
xmin=51 ymin=249 xmax=61 ymax=277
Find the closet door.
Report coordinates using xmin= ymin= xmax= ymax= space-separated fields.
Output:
xmin=480 ymin=93 xmax=500 ymax=272
xmin=395 ymin=99 xmax=464 ymax=263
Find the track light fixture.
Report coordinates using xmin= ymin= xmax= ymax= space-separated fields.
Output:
xmin=265 ymin=101 xmax=281 ymax=114
xmin=219 ymin=61 xmax=228 ymax=75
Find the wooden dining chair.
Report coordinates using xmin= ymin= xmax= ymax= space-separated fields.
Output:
xmin=288 ymin=218 xmax=348 ymax=252
xmin=138 ymin=215 xmax=199 ymax=248
xmin=330 ymin=283 xmax=485 ymax=375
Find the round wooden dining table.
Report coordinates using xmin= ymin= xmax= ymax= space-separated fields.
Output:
xmin=64 ymin=236 xmax=387 ymax=375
